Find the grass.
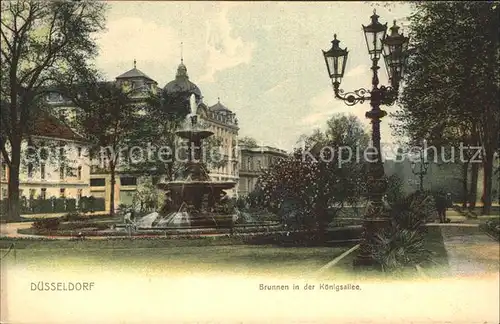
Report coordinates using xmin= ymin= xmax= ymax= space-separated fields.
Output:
xmin=0 ymin=237 xmax=348 ymax=276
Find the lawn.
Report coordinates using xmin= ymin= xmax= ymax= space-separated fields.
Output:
xmin=0 ymin=236 xmax=349 ymax=276
xmin=319 ymin=226 xmax=449 ymax=280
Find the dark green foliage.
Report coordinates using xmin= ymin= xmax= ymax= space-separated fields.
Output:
xmin=257 ymin=114 xmax=369 ymax=232
xmin=214 ymin=198 xmax=237 ymax=215
xmin=385 ymin=174 xmax=405 ymax=205
xmin=63 ymin=212 xmax=86 ymax=222
xmin=390 ymin=191 xmax=437 ymax=229
xmin=0 ymin=197 xmax=105 ymax=216
xmin=373 ymin=192 xmax=438 ymax=272
xmin=373 ymin=227 xmax=432 ymax=273
xmin=66 ymin=199 xmax=77 ymax=212
xmin=1 ymin=1 xmax=107 ymax=221
xmin=33 ymin=218 xmax=61 ymax=231
xmin=393 ymin=2 xmax=500 ymax=214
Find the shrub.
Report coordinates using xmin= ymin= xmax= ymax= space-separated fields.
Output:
xmin=53 ymin=198 xmax=66 ymax=212
xmin=385 ymin=174 xmax=405 ymax=205
xmin=373 ymin=226 xmax=432 ymax=272
xmin=33 ymin=218 xmax=61 ymax=230
xmin=372 ymin=191 xmax=437 ymax=272
xmin=66 ymin=199 xmax=77 ymax=212
xmin=63 ymin=212 xmax=85 ymax=222
xmin=389 ymin=191 xmax=438 ymax=228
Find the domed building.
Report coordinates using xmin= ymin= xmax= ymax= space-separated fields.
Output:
xmin=83 ymin=60 xmax=240 ymax=209
xmin=163 ymin=60 xmax=203 ymax=103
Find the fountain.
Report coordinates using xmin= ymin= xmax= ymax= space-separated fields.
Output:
xmin=135 ymin=94 xmax=238 ymax=229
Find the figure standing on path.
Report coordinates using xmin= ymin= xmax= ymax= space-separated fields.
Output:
xmin=435 ymin=192 xmax=448 ymax=223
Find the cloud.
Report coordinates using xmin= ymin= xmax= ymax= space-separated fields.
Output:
xmin=199 ymin=4 xmax=255 ymax=83
xmin=95 ymin=17 xmax=180 ymax=78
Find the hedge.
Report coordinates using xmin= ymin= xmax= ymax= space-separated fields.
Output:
xmin=0 ymin=196 xmax=106 ymax=215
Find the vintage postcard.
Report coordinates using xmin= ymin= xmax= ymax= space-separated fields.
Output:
xmin=1 ymin=1 xmax=499 ymax=323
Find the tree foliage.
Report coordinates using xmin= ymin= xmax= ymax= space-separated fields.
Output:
xmin=393 ymin=2 xmax=500 ymax=214
xmin=0 ymin=0 xmax=106 ymax=220
xmin=61 ymin=78 xmax=138 ymax=216
xmin=255 ymin=114 xmax=369 ymax=232
xmin=238 ymin=136 xmax=258 ymax=148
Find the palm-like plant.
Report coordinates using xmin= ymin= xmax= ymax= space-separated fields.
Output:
xmin=373 ymin=191 xmax=437 ymax=272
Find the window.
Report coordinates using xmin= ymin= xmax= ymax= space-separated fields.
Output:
xmin=1 ymin=188 xmax=7 ymax=198
xmin=28 ymin=163 xmax=33 ymax=178
xmin=77 ymin=166 xmax=82 ymax=180
xmin=41 ymin=188 xmax=47 ymax=200
xmin=59 ymin=166 xmax=65 ymax=180
xmin=1 ymin=163 xmax=6 ymax=180
xmin=59 ymin=188 xmax=65 ymax=198
xmin=29 ymin=189 xmax=36 ymax=200
xmin=120 ymin=176 xmax=137 ymax=186
xmin=90 ymin=178 xmax=105 ymax=186
xmin=77 ymin=147 xmax=82 ymax=158
xmin=41 ymin=163 xmax=46 ymax=180
xmin=257 ymin=160 xmax=261 ymax=170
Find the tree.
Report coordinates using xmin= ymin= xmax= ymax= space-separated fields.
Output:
xmin=393 ymin=2 xmax=500 ymax=214
xmin=125 ymin=89 xmax=190 ymax=182
xmin=257 ymin=114 xmax=369 ymax=235
xmin=62 ymin=79 xmax=138 ymax=217
xmin=0 ymin=0 xmax=106 ymax=221
xmin=132 ymin=178 xmax=159 ymax=212
xmin=238 ymin=136 xmax=258 ymax=148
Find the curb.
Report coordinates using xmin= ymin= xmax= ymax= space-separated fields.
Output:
xmin=314 ymin=244 xmax=360 ymax=276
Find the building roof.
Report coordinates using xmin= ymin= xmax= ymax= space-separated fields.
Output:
xmin=240 ymin=145 xmax=288 ymax=156
xmin=209 ymin=99 xmax=232 ymax=113
xmin=116 ymin=67 xmax=155 ymax=82
xmin=33 ymin=113 xmax=86 ymax=142
xmin=163 ymin=61 xmax=202 ymax=99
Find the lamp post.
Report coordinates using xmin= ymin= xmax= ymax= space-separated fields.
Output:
xmin=322 ymin=10 xmax=409 ymax=269
xmin=411 ymin=140 xmax=430 ymax=192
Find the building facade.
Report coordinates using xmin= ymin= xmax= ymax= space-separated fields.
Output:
xmin=238 ymin=145 xmax=288 ymax=196
xmin=0 ymin=113 xmax=91 ymax=204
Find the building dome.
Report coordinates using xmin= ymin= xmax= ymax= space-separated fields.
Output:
xmin=163 ymin=61 xmax=202 ymax=99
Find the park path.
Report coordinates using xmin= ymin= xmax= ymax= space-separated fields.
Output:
xmin=440 ymin=225 xmax=499 ymax=276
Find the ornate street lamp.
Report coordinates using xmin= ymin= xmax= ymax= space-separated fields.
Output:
xmin=383 ymin=20 xmax=409 ymax=88
xmin=322 ymin=10 xmax=409 ymax=269
xmin=411 ymin=140 xmax=430 ymax=192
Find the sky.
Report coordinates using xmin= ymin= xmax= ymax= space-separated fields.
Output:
xmin=94 ymin=1 xmax=413 ymax=152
